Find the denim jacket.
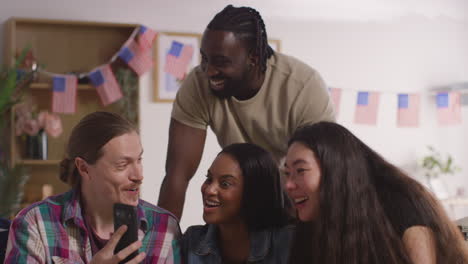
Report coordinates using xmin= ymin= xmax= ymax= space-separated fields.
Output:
xmin=181 ymin=224 xmax=294 ymax=264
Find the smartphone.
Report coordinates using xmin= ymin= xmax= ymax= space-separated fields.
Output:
xmin=113 ymin=203 xmax=139 ymax=263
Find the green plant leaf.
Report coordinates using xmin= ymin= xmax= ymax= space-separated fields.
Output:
xmin=0 ymin=166 xmax=29 ymax=218
xmin=421 ymin=145 xmax=461 ymax=179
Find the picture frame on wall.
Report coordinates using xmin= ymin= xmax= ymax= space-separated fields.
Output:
xmin=268 ymin=39 xmax=281 ymax=52
xmin=153 ymin=32 xmax=201 ymax=102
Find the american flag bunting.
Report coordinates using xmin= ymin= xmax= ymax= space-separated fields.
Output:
xmin=329 ymin=87 xmax=342 ymax=117
xmin=88 ymin=64 xmax=123 ymax=106
xmin=354 ymin=91 xmax=380 ymax=125
xmin=137 ymin=25 xmax=157 ymax=51
xmin=52 ymin=74 xmax=77 ymax=114
xmin=437 ymin=92 xmax=461 ymax=126
xmin=397 ymin=93 xmax=420 ymax=127
xmin=118 ymin=39 xmax=153 ymax=76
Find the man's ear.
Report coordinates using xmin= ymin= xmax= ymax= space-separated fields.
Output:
xmin=248 ymin=53 xmax=259 ymax=68
xmin=75 ymin=157 xmax=90 ymax=180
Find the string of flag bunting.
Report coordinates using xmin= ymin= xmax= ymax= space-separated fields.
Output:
xmin=39 ymin=25 xmax=195 ymax=114
xmin=36 ymin=24 xmax=465 ymax=127
xmin=329 ymin=87 xmax=464 ymax=127
xmin=44 ymin=25 xmax=156 ymax=114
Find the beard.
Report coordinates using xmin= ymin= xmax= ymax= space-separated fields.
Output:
xmin=209 ymin=70 xmax=251 ymax=100
xmin=210 ymin=82 xmax=234 ymax=99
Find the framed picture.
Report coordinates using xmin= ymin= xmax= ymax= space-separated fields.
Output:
xmin=153 ymin=32 xmax=201 ymax=102
xmin=268 ymin=39 xmax=281 ymax=52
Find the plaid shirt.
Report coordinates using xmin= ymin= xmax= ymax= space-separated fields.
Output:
xmin=4 ymin=189 xmax=181 ymax=263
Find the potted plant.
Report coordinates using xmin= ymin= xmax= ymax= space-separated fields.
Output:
xmin=0 ymin=48 xmax=35 ymax=218
xmin=420 ymin=145 xmax=460 ymax=199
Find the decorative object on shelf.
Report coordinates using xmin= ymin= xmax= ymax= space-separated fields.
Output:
xmin=24 ymin=129 xmax=47 ymax=160
xmin=0 ymin=48 xmax=34 ymax=218
xmin=15 ymin=103 xmax=63 ymax=138
xmin=41 ymin=184 xmax=53 ymax=200
xmin=420 ymin=145 xmax=460 ymax=199
xmin=14 ymin=102 xmax=63 ymax=160
xmin=16 ymin=49 xmax=39 ymax=82
xmin=115 ymin=68 xmax=138 ymax=125
xmin=15 ymin=102 xmax=63 ymax=137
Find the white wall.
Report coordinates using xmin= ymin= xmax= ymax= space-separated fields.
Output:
xmin=1 ymin=0 xmax=467 ymax=231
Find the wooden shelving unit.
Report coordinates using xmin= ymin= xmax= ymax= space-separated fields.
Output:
xmin=4 ymin=17 xmax=140 ymax=207
xmin=18 ymin=159 xmax=62 ymax=166
xmin=29 ymin=82 xmax=94 ymax=90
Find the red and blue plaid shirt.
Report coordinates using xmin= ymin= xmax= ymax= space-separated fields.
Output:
xmin=4 ymin=189 xmax=181 ymax=263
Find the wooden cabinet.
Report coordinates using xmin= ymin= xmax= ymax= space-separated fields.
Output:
xmin=4 ymin=18 xmax=140 ymax=206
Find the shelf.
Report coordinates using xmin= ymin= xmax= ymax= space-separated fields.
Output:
xmin=30 ymin=82 xmax=94 ymax=90
xmin=5 ymin=17 xmax=140 ymax=211
xmin=18 ymin=159 xmax=61 ymax=165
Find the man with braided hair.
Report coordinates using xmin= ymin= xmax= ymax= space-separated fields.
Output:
xmin=158 ymin=5 xmax=335 ymax=220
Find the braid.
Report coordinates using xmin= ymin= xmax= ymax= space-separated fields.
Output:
xmin=207 ymin=5 xmax=274 ymax=73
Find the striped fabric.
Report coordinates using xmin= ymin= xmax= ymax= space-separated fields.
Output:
xmin=52 ymin=74 xmax=77 ymax=114
xmin=437 ymin=91 xmax=462 ymax=126
xmin=4 ymin=189 xmax=181 ymax=264
xmin=354 ymin=91 xmax=380 ymax=125
xmin=164 ymin=41 xmax=194 ymax=80
xmin=137 ymin=25 xmax=157 ymax=51
xmin=397 ymin=93 xmax=420 ymax=127
xmin=88 ymin=64 xmax=123 ymax=106
xmin=118 ymin=40 xmax=153 ymax=76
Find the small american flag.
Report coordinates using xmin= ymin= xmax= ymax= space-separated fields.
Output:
xmin=397 ymin=93 xmax=420 ymax=127
xmin=118 ymin=39 xmax=153 ymax=76
xmin=137 ymin=25 xmax=157 ymax=51
xmin=164 ymin=41 xmax=194 ymax=80
xmin=52 ymin=75 xmax=77 ymax=114
xmin=437 ymin=92 xmax=461 ymax=126
xmin=88 ymin=64 xmax=123 ymax=106
xmin=328 ymin=87 xmax=342 ymax=117
xmin=354 ymin=91 xmax=380 ymax=125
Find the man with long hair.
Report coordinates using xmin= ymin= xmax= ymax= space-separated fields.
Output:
xmin=5 ymin=112 xmax=181 ymax=263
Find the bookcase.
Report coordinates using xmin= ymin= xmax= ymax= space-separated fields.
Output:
xmin=3 ymin=18 xmax=140 ymax=206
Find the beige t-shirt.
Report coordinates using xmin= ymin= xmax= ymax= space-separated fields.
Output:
xmin=171 ymin=52 xmax=335 ymax=161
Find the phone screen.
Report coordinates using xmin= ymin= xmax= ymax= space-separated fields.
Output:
xmin=113 ymin=203 xmax=139 ymax=263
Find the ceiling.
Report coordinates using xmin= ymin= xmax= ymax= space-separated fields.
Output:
xmin=206 ymin=0 xmax=468 ymax=22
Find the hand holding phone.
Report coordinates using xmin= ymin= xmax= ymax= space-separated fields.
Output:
xmin=114 ymin=203 xmax=139 ymax=263
xmin=89 ymin=225 xmax=145 ymax=264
